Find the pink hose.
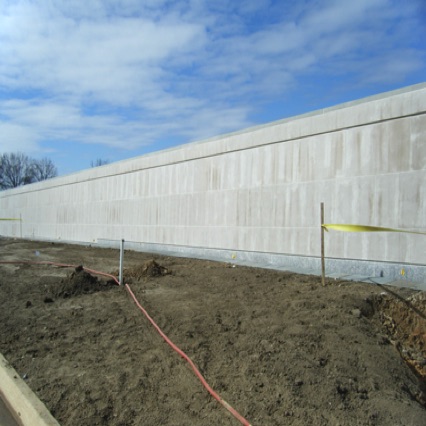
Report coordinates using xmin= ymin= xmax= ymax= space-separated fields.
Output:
xmin=125 ymin=283 xmax=252 ymax=425
xmin=0 ymin=260 xmax=252 ymax=425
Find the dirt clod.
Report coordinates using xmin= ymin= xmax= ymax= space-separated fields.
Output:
xmin=50 ymin=267 xmax=115 ymax=298
xmin=114 ymin=259 xmax=170 ymax=282
xmin=374 ymin=291 xmax=426 ymax=385
xmin=138 ymin=259 xmax=170 ymax=277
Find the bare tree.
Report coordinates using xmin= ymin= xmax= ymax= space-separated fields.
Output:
xmin=32 ymin=157 xmax=58 ymax=181
xmin=0 ymin=153 xmax=58 ymax=190
xmin=91 ymin=158 xmax=109 ymax=167
xmin=0 ymin=152 xmax=34 ymax=189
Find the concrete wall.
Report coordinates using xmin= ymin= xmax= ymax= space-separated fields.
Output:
xmin=1 ymin=84 xmax=425 ymax=282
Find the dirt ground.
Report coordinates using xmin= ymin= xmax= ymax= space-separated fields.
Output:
xmin=0 ymin=238 xmax=425 ymax=426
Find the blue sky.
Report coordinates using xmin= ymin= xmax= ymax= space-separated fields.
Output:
xmin=0 ymin=0 xmax=425 ymax=176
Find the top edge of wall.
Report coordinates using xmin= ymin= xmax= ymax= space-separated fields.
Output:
xmin=183 ymin=82 xmax=426 ymax=144
xmin=2 ymin=82 xmax=426 ymax=196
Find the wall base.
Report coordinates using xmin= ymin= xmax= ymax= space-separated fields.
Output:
xmin=97 ymin=239 xmax=426 ymax=291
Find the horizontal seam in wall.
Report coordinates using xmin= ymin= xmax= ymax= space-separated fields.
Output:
xmin=1 ymin=111 xmax=425 ymax=198
xmin=23 ymin=169 xmax=424 ymax=203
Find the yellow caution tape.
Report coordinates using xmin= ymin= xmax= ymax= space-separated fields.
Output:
xmin=0 ymin=218 xmax=21 ymax=221
xmin=323 ymin=224 xmax=426 ymax=235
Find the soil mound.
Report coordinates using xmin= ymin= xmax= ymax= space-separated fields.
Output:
xmin=52 ymin=266 xmax=116 ymax=298
xmin=114 ymin=259 xmax=170 ymax=281
xmin=374 ymin=290 xmax=426 ymax=402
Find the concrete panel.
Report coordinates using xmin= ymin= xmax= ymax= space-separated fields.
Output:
xmin=373 ymin=174 xmax=400 ymax=227
xmin=332 ymin=176 xmax=376 ymax=225
xmin=398 ymin=171 xmax=426 ymax=229
xmin=410 ymin=114 xmax=426 ymax=171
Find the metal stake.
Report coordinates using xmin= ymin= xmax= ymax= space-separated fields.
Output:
xmin=321 ymin=202 xmax=325 ymax=286
xmin=119 ymin=239 xmax=125 ymax=285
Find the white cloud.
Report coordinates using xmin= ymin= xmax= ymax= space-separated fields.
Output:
xmin=0 ymin=99 xmax=150 ymax=150
xmin=0 ymin=122 xmax=40 ymax=153
xmin=359 ymin=51 xmax=425 ymax=85
xmin=0 ymin=3 xmax=205 ymax=107
xmin=250 ymin=23 xmax=307 ymax=55
xmin=0 ymin=0 xmax=424 ymax=171
xmin=237 ymin=0 xmax=272 ymax=16
xmin=0 ymin=96 xmax=251 ymax=154
xmin=302 ymin=0 xmax=388 ymax=34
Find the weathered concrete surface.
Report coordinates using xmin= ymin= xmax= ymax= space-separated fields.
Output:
xmin=1 ymin=83 xmax=425 ymax=283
